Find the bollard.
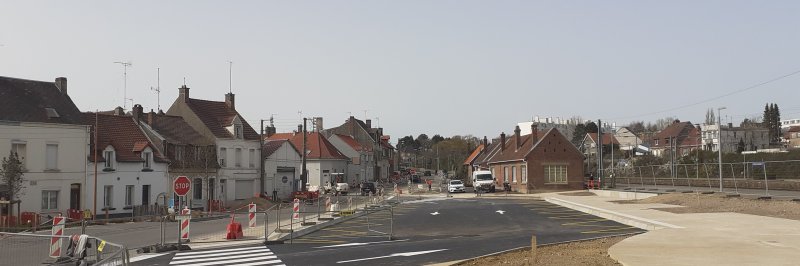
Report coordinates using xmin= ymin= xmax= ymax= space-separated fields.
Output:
xmin=389 ymin=205 xmax=394 ymax=241
xmin=531 ymin=233 xmax=538 ymax=261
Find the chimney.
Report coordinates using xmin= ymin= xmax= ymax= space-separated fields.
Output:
xmin=727 ymin=123 xmax=733 ymax=129
xmin=266 ymin=126 xmax=276 ymax=137
xmin=113 ymin=106 xmax=124 ymax=116
xmin=514 ymin=126 xmax=521 ymax=149
xmin=178 ymin=85 xmax=190 ymax=102
xmin=313 ymin=117 xmax=324 ymax=132
xmin=366 ymin=119 xmax=372 ymax=128
xmin=54 ymin=77 xmax=67 ymax=95
xmin=500 ymin=132 xmax=506 ymax=152
xmin=147 ymin=109 xmax=155 ymax=125
xmin=132 ymin=104 xmax=144 ymax=124
xmin=225 ymin=93 xmax=235 ymax=110
xmin=531 ymin=123 xmax=539 ymax=143
xmin=483 ymin=136 xmax=488 ymax=147
xmin=297 ymin=124 xmax=303 ymax=133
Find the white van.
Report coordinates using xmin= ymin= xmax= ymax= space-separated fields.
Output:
xmin=471 ymin=170 xmax=496 ymax=192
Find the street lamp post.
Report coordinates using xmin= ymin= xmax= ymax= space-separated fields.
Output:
xmin=717 ymin=107 xmax=726 ymax=192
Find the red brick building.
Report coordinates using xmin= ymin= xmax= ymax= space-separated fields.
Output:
xmin=485 ymin=124 xmax=585 ymax=193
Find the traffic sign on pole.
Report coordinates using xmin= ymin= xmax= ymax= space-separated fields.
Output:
xmin=174 ymin=176 xmax=191 ymax=197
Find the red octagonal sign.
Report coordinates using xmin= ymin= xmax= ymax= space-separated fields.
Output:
xmin=174 ymin=176 xmax=191 ymax=197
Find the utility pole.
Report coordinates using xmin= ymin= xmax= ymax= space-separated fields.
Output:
xmin=717 ymin=107 xmax=726 ymax=192
xmin=260 ymin=119 xmax=265 ymax=196
xmin=301 ymin=118 xmax=308 ymax=192
xmin=597 ymin=119 xmax=603 ymax=187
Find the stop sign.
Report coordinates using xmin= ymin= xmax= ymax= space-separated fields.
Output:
xmin=174 ymin=176 xmax=191 ymax=197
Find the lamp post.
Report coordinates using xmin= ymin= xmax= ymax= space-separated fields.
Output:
xmin=717 ymin=107 xmax=726 ymax=192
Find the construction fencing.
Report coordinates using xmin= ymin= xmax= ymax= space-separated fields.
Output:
xmin=0 ymin=232 xmax=129 ymax=266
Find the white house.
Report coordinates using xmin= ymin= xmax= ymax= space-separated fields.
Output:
xmin=262 ymin=139 xmax=301 ymax=200
xmin=267 ymin=132 xmax=349 ymax=189
xmin=83 ymin=107 xmax=169 ymax=217
xmin=166 ymin=86 xmax=261 ymax=206
xmin=0 ymin=76 xmax=90 ymax=216
xmin=700 ymin=123 xmax=770 ymax=153
xmin=327 ymin=134 xmax=373 ymax=183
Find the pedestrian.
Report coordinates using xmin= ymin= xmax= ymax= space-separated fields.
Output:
xmin=589 ymin=173 xmax=595 ymax=189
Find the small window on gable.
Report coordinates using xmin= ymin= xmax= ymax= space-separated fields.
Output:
xmin=45 ymin=108 xmax=60 ymax=118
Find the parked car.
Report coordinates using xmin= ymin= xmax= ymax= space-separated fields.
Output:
xmin=448 ymin=180 xmax=466 ymax=193
xmin=360 ymin=182 xmax=377 ymax=195
xmin=333 ymin=183 xmax=349 ymax=195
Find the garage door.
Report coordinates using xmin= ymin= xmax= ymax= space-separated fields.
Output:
xmin=235 ymin=180 xmax=254 ymax=200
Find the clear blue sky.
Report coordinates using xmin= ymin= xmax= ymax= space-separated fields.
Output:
xmin=2 ymin=1 xmax=800 ymax=141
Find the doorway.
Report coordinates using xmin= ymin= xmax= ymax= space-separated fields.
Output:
xmin=70 ymin=183 xmax=80 ymax=210
xmin=142 ymin=185 xmax=151 ymax=205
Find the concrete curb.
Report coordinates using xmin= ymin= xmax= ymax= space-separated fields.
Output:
xmin=544 ymin=197 xmax=683 ymax=230
xmin=273 ymin=205 xmax=388 ymax=242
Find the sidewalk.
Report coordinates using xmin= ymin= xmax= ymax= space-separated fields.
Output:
xmin=541 ymin=190 xmax=800 ymax=266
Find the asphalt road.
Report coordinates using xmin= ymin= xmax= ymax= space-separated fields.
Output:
xmin=131 ymin=188 xmax=644 ymax=266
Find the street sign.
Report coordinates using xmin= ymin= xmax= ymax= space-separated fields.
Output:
xmin=174 ymin=176 xmax=191 ymax=196
xmin=752 ymin=162 xmax=765 ymax=167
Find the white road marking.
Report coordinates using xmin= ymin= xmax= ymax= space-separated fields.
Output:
xmin=168 ymin=245 xmax=284 ymax=266
xmin=336 ymin=249 xmax=448 ymax=263
xmin=431 ymin=211 xmax=440 ymax=215
xmin=170 ymin=253 xmax=274 ymax=264
xmin=170 ymin=255 xmax=278 ymax=266
xmin=172 ymin=248 xmax=271 ymax=259
xmin=174 ymin=246 xmax=266 ymax=256
xmin=314 ymin=239 xmax=409 ymax=249
xmin=129 ymin=253 xmax=168 ymax=262
xmin=496 ymin=210 xmax=506 ymax=214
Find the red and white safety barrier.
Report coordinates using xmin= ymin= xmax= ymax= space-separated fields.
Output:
xmin=248 ymin=203 xmax=256 ymax=228
xmin=326 ymin=197 xmax=332 ymax=211
xmin=50 ymin=216 xmax=65 ymax=258
xmin=292 ymin=199 xmax=300 ymax=220
xmin=180 ymin=208 xmax=191 ymax=240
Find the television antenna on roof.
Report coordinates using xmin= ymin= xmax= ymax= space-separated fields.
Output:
xmin=113 ymin=61 xmax=133 ymax=109
xmin=150 ymin=67 xmax=161 ymax=111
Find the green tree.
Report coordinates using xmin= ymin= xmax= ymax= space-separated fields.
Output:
xmin=431 ymin=134 xmax=445 ymax=145
xmin=572 ymin=124 xmax=587 ymax=146
xmin=773 ymin=103 xmax=781 ymax=142
xmin=415 ymin=134 xmax=431 ymax=150
xmin=1 ymin=151 xmax=25 ymax=203
xmin=585 ymin=122 xmax=599 ymax=134
xmin=764 ymin=103 xmax=773 ymax=142
xmin=736 ymin=138 xmax=745 ymax=154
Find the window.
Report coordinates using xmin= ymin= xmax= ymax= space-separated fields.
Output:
xmin=41 ymin=190 xmax=59 ymax=210
xmin=175 ymin=146 xmax=184 ymax=161
xmin=235 ymin=148 xmax=242 ymax=167
xmin=104 ymin=150 xmax=114 ymax=169
xmin=512 ymin=166 xmax=517 ymax=183
xmin=11 ymin=143 xmax=26 ymax=168
xmin=234 ymin=125 xmax=243 ymax=139
xmin=142 ymin=152 xmax=152 ymax=169
xmin=503 ymin=167 xmax=508 ymax=182
xmin=219 ymin=148 xmax=227 ymax=167
xmin=193 ymin=178 xmax=203 ymax=200
xmin=249 ymin=149 xmax=255 ymax=168
xmin=103 ymin=185 xmax=113 ymax=208
xmin=544 ymin=165 xmax=568 ymax=184
xmin=125 ymin=185 xmax=134 ymax=207
xmin=46 ymin=144 xmax=58 ymax=170
xmin=521 ymin=165 xmax=527 ymax=183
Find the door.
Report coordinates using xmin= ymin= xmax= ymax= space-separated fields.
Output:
xmin=277 ymin=171 xmax=294 ymax=199
xmin=70 ymin=184 xmax=81 ymax=210
xmin=141 ymin=185 xmax=150 ymax=206
xmin=234 ymin=180 xmax=254 ymax=200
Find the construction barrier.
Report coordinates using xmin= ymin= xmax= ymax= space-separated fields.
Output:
xmin=292 ymin=199 xmax=300 ymax=220
xmin=248 ymin=203 xmax=256 ymax=228
xmin=180 ymin=208 xmax=190 ymax=240
xmin=50 ymin=216 xmax=65 ymax=258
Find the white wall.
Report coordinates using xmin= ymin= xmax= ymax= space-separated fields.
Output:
xmin=0 ymin=122 xmax=89 ymax=215
xmin=85 ymin=146 xmax=169 ymax=216
xmin=216 ymin=138 xmax=261 ymax=202
xmin=264 ymin=142 xmax=302 ymax=199
xmin=306 ymin=159 xmax=348 ymax=189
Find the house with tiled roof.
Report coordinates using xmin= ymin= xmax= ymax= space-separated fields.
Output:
xmin=614 ymin=127 xmax=643 ymax=154
xmin=83 ymin=106 xmax=169 ymax=217
xmin=328 ymin=134 xmax=374 ymax=183
xmin=0 ymin=76 xmax=89 ymax=216
xmin=267 ymin=132 xmax=349 ymax=190
xmin=262 ymin=140 xmax=302 ymax=199
xmin=166 ymin=85 xmax=261 ymax=204
xmin=463 ymin=136 xmax=490 ymax=182
xmin=136 ymin=108 xmax=221 ymax=210
xmin=324 ymin=116 xmax=396 ymax=181
xmin=581 ymin=133 xmax=619 ymax=157
xmin=486 ymin=124 xmax=585 ymax=193
xmin=651 ymin=121 xmax=700 ymax=157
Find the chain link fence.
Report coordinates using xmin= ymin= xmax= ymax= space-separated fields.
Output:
xmin=0 ymin=232 xmax=129 ymax=266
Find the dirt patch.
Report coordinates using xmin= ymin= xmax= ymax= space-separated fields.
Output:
xmin=458 ymin=235 xmax=629 ymax=266
xmin=631 ymin=193 xmax=800 ymax=221
xmin=559 ymin=191 xmax=597 ymax=196
xmin=228 ymin=197 xmax=277 ymax=211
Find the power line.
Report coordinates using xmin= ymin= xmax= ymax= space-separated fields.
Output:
xmin=611 ymin=68 xmax=800 ymax=120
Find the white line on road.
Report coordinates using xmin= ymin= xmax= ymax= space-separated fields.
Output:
xmin=129 ymin=253 xmax=168 ymax=262
xmin=173 ymin=246 xmax=267 ymax=256
xmin=171 ymin=251 xmax=274 ymax=262
xmin=314 ymin=239 xmax=409 ymax=249
xmin=431 ymin=211 xmax=440 ymax=215
xmin=336 ymin=249 xmax=448 ymax=263
xmin=170 ymin=253 xmax=274 ymax=264
xmin=496 ymin=210 xmax=506 ymax=214
xmin=170 ymin=255 xmax=278 ymax=266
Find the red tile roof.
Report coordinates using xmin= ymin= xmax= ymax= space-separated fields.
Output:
xmin=680 ymin=127 xmax=701 ymax=147
xmin=336 ymin=134 xmax=371 ymax=152
xmin=267 ymin=132 xmax=348 ymax=160
xmin=185 ymin=98 xmax=259 ymax=140
xmin=587 ymin=133 xmax=619 ymax=145
xmin=489 ymin=131 xmax=542 ymax=163
xmin=83 ymin=112 xmax=167 ymax=163
xmin=463 ymin=144 xmax=485 ymax=165
xmin=652 ymin=121 xmax=696 ymax=148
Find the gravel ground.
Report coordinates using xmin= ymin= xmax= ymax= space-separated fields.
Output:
xmin=634 ymin=193 xmax=800 ymax=221
xmin=458 ymin=236 xmax=629 ymax=266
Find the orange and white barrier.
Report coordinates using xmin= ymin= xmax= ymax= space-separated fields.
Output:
xmin=180 ymin=207 xmax=191 ymax=240
xmin=248 ymin=203 xmax=256 ymax=228
xmin=326 ymin=197 xmax=332 ymax=211
xmin=292 ymin=199 xmax=300 ymax=220
xmin=50 ymin=216 xmax=65 ymax=258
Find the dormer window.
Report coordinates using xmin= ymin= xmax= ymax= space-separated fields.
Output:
xmin=235 ymin=125 xmax=243 ymax=139
xmin=142 ymin=151 xmax=152 ymax=169
xmin=104 ymin=150 xmax=115 ymax=170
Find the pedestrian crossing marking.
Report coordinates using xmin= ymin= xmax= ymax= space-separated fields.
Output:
xmin=169 ymin=245 xmax=283 ymax=266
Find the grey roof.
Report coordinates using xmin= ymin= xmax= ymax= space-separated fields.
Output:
xmin=0 ymin=76 xmax=83 ymax=124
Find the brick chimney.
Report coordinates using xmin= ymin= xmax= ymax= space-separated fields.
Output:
xmin=366 ymin=119 xmax=372 ymax=128
xmin=531 ymin=123 xmax=539 ymax=143
xmin=132 ymin=104 xmax=144 ymax=124
xmin=483 ymin=136 xmax=488 ymax=147
xmin=225 ymin=93 xmax=235 ymax=110
xmin=500 ymin=132 xmax=506 ymax=152
xmin=113 ymin=106 xmax=124 ymax=116
xmin=297 ymin=124 xmax=303 ymax=133
xmin=266 ymin=126 xmax=276 ymax=137
xmin=514 ymin=126 xmax=522 ymax=150
xmin=178 ymin=85 xmax=190 ymax=102
xmin=147 ymin=109 xmax=156 ymax=125
xmin=54 ymin=77 xmax=67 ymax=95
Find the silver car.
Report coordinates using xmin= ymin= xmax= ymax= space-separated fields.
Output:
xmin=448 ymin=180 xmax=466 ymax=193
